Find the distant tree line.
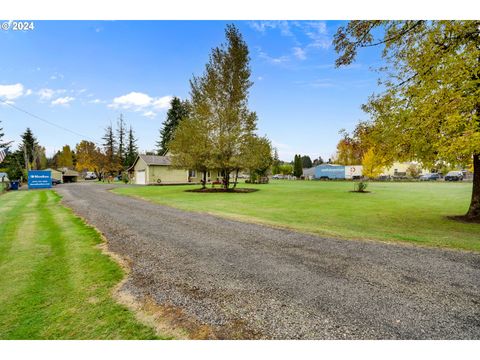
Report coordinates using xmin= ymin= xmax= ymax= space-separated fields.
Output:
xmin=0 ymin=115 xmax=139 ymax=182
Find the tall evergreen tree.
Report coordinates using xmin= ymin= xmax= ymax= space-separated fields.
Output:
xmin=293 ymin=154 xmax=303 ymax=178
xmin=20 ymin=128 xmax=38 ymax=165
xmin=125 ymin=125 xmax=139 ymax=168
xmin=117 ymin=114 xmax=126 ymax=165
xmin=157 ymin=97 xmax=190 ymax=155
xmin=102 ymin=125 xmax=120 ymax=174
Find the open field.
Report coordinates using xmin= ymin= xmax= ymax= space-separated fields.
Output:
xmin=0 ymin=190 xmax=161 ymax=339
xmin=113 ymin=181 xmax=480 ymax=252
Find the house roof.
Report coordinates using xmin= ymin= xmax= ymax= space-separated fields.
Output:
xmin=58 ymin=168 xmax=79 ymax=176
xmin=139 ymin=154 xmax=172 ymax=166
xmin=127 ymin=154 xmax=172 ymax=172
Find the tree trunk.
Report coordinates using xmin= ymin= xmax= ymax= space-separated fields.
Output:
xmin=466 ymin=153 xmax=480 ymax=220
xmin=224 ymin=170 xmax=230 ymax=190
xmin=202 ymin=171 xmax=207 ymax=189
xmin=232 ymin=169 xmax=239 ymax=189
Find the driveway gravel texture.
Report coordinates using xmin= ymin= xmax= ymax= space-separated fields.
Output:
xmin=56 ymin=183 xmax=480 ymax=339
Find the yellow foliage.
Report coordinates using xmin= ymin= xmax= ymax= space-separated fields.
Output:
xmin=362 ymin=148 xmax=386 ymax=179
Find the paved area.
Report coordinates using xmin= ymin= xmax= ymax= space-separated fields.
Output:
xmin=56 ymin=183 xmax=480 ymax=339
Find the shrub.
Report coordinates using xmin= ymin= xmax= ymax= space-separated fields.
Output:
xmin=354 ymin=181 xmax=368 ymax=192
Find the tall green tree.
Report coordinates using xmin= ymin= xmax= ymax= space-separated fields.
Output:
xmin=125 ymin=126 xmax=139 ymax=168
xmin=169 ymin=115 xmax=211 ymax=188
xmin=301 ymin=155 xmax=313 ymax=169
xmin=157 ymin=97 xmax=190 ymax=155
xmin=117 ymin=114 xmax=126 ymax=165
xmin=56 ymin=145 xmax=74 ymax=169
xmin=102 ymin=125 xmax=121 ymax=174
xmin=170 ymin=24 xmax=260 ymax=190
xmin=334 ymin=20 xmax=480 ymax=221
xmin=20 ymin=128 xmax=38 ymax=167
xmin=242 ymin=136 xmax=273 ymax=185
xmin=293 ymin=154 xmax=303 ymax=178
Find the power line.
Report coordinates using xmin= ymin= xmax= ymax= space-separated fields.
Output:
xmin=0 ymin=97 xmax=101 ymax=146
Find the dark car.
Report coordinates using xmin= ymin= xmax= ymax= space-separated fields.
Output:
xmin=52 ymin=179 xmax=62 ymax=186
xmin=444 ymin=171 xmax=463 ymax=181
xmin=419 ymin=173 xmax=441 ymax=181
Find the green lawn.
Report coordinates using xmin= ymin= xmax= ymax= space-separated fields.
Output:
xmin=0 ymin=190 xmax=162 ymax=339
xmin=113 ymin=181 xmax=480 ymax=252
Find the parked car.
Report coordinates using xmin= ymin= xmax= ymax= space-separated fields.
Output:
xmin=85 ymin=172 xmax=97 ymax=180
xmin=272 ymin=174 xmax=284 ymax=179
xmin=419 ymin=173 xmax=441 ymax=181
xmin=52 ymin=179 xmax=62 ymax=186
xmin=444 ymin=171 xmax=463 ymax=181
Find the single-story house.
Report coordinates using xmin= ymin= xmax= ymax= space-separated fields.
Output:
xmin=128 ymin=154 xmax=193 ymax=185
xmin=128 ymin=154 xmax=229 ymax=185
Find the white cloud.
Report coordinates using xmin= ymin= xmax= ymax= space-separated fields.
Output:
xmin=257 ymin=47 xmax=289 ymax=65
xmin=25 ymin=89 xmax=33 ymax=96
xmin=51 ymin=96 xmax=75 ymax=106
xmin=251 ymin=21 xmax=331 ymax=61
xmin=89 ymin=98 xmax=105 ymax=104
xmin=110 ymin=92 xmax=153 ymax=109
xmin=249 ymin=21 xmax=292 ymax=37
xmin=38 ymin=88 xmax=55 ymax=100
xmin=293 ymin=47 xmax=306 ymax=60
xmin=142 ymin=111 xmax=156 ymax=119
xmin=0 ymin=83 xmax=25 ymax=100
xmin=109 ymin=91 xmax=173 ymax=117
xmin=38 ymin=88 xmax=66 ymax=100
xmin=153 ymin=95 xmax=173 ymax=109
xmin=303 ymin=21 xmax=330 ymax=49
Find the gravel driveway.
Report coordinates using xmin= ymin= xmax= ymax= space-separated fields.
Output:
xmin=56 ymin=183 xmax=480 ymax=339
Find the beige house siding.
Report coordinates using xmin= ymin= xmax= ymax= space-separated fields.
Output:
xmin=148 ymin=165 xmax=188 ymax=184
xmin=381 ymin=162 xmax=428 ymax=177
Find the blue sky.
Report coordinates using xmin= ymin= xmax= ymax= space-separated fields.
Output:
xmin=0 ymin=20 xmax=384 ymax=161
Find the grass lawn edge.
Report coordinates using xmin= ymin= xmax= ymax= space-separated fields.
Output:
xmin=110 ymin=188 xmax=480 ymax=254
xmin=54 ymin=191 xmax=190 ymax=340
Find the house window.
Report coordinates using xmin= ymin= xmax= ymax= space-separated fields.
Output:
xmin=189 ymin=170 xmax=196 ymax=178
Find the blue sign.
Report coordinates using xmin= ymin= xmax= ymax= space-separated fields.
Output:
xmin=28 ymin=170 xmax=52 ymax=189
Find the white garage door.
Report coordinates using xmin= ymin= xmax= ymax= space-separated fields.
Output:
xmin=136 ymin=170 xmax=146 ymax=185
